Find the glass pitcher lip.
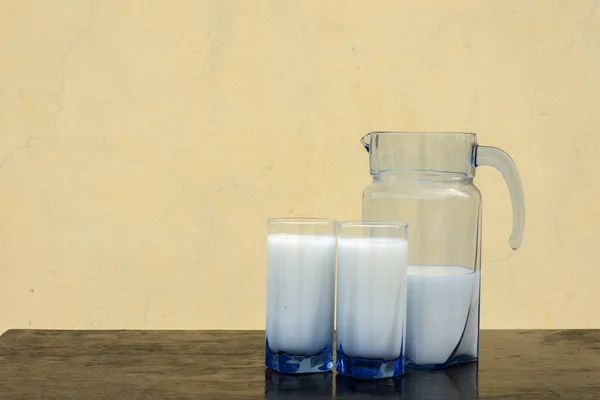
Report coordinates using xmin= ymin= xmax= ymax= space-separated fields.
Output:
xmin=362 ymin=131 xmax=479 ymax=177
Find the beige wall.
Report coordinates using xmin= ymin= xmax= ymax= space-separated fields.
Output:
xmin=1 ymin=0 xmax=598 ymax=333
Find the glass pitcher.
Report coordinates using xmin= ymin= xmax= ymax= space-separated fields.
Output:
xmin=361 ymin=132 xmax=525 ymax=369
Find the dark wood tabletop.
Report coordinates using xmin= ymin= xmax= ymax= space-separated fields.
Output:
xmin=0 ymin=329 xmax=598 ymax=399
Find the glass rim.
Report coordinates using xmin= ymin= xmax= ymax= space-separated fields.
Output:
xmin=368 ymin=131 xmax=476 ymax=137
xmin=338 ymin=220 xmax=408 ymax=229
xmin=267 ymin=217 xmax=336 ymax=226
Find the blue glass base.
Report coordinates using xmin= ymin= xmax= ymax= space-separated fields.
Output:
xmin=336 ymin=349 xmax=406 ymax=379
xmin=408 ymin=354 xmax=478 ymax=370
xmin=265 ymin=341 xmax=333 ymax=373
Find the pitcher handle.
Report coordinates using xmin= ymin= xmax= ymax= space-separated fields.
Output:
xmin=475 ymin=146 xmax=525 ymax=250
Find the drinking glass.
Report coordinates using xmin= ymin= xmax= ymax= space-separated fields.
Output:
xmin=265 ymin=217 xmax=337 ymax=373
xmin=336 ymin=221 xmax=408 ymax=379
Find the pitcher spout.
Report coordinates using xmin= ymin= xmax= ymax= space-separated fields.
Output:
xmin=360 ymin=133 xmax=372 ymax=152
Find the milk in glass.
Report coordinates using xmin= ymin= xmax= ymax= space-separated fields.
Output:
xmin=336 ymin=237 xmax=408 ymax=360
xmin=266 ymin=234 xmax=336 ymax=356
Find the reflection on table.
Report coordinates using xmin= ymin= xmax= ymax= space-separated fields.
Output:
xmin=265 ymin=362 xmax=478 ymax=399
xmin=265 ymin=368 xmax=333 ymax=399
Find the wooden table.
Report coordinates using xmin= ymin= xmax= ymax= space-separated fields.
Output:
xmin=0 ymin=330 xmax=598 ymax=399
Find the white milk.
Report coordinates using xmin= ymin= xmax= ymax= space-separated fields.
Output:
xmin=266 ymin=234 xmax=336 ymax=355
xmin=406 ymin=265 xmax=479 ymax=366
xmin=336 ymin=237 xmax=408 ymax=360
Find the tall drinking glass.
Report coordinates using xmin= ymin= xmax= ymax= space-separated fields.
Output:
xmin=265 ymin=218 xmax=337 ymax=373
xmin=336 ymin=221 xmax=408 ymax=379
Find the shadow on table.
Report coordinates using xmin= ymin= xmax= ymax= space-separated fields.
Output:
xmin=264 ymin=363 xmax=478 ymax=399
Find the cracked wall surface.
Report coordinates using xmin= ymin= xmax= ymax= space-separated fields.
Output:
xmin=0 ymin=0 xmax=599 ymax=332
